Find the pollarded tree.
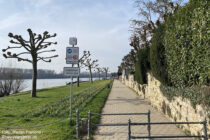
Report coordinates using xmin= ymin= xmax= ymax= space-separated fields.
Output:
xmin=83 ymin=57 xmax=98 ymax=83
xmin=77 ymin=50 xmax=90 ymax=87
xmin=103 ymin=67 xmax=109 ymax=79
xmin=2 ymin=28 xmax=58 ymax=97
xmin=96 ymin=67 xmax=103 ymax=80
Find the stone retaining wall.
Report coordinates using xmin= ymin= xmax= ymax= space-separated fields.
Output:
xmin=122 ymin=73 xmax=209 ymax=136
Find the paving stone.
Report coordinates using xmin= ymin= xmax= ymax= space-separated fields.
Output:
xmin=93 ymin=80 xmax=194 ymax=140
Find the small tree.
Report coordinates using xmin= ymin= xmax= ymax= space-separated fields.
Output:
xmin=0 ymin=68 xmax=13 ymax=96
xmin=96 ymin=67 xmax=103 ymax=80
xmin=117 ymin=66 xmax=122 ymax=77
xmin=0 ymin=67 xmax=25 ymax=97
xmin=120 ymin=50 xmax=136 ymax=72
xmin=77 ymin=51 xmax=90 ymax=87
xmin=2 ymin=29 xmax=58 ymax=97
xmin=103 ymin=67 xmax=109 ymax=79
xmin=83 ymin=57 xmax=98 ymax=83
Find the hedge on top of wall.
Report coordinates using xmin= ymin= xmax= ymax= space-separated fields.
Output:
xmin=150 ymin=23 xmax=169 ymax=85
xmin=135 ymin=46 xmax=150 ymax=84
xmin=164 ymin=0 xmax=209 ymax=87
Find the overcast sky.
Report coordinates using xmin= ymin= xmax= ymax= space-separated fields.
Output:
xmin=0 ymin=0 xmax=139 ymax=73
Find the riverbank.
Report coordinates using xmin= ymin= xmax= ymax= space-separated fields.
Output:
xmin=0 ymin=80 xmax=113 ymax=140
xmin=22 ymin=78 xmax=99 ymax=91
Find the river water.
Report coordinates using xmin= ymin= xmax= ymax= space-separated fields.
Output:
xmin=22 ymin=78 xmax=98 ymax=91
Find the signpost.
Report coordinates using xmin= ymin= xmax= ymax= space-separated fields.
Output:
xmin=69 ymin=37 xmax=77 ymax=46
xmin=66 ymin=47 xmax=79 ymax=64
xmin=64 ymin=67 xmax=80 ymax=77
xmin=64 ymin=37 xmax=79 ymax=119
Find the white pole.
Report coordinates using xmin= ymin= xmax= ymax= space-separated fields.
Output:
xmin=70 ymin=44 xmax=75 ymax=119
xmin=70 ymin=76 xmax=73 ymax=119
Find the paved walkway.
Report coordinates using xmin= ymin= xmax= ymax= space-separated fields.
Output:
xmin=93 ymin=80 xmax=193 ymax=140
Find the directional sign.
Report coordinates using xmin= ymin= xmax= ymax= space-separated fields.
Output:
xmin=64 ymin=67 xmax=80 ymax=77
xmin=66 ymin=47 xmax=79 ymax=64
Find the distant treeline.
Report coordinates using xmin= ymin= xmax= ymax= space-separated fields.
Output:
xmin=0 ymin=68 xmax=110 ymax=79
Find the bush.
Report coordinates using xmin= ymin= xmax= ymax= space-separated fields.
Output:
xmin=150 ymin=24 xmax=169 ymax=85
xmin=135 ymin=47 xmax=150 ymax=84
xmin=164 ymin=0 xmax=209 ymax=87
xmin=129 ymin=70 xmax=135 ymax=75
xmin=0 ymin=68 xmax=25 ymax=97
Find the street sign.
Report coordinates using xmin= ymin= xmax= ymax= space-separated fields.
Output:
xmin=63 ymin=67 xmax=80 ymax=77
xmin=66 ymin=47 xmax=79 ymax=64
xmin=69 ymin=37 xmax=77 ymax=45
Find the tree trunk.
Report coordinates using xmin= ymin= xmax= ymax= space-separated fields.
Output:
xmin=105 ymin=72 xmax=107 ymax=79
xmin=99 ymin=73 xmax=100 ymax=80
xmin=77 ymin=76 xmax=80 ymax=87
xmin=31 ymin=59 xmax=37 ymax=97
xmin=77 ymin=63 xmax=80 ymax=87
xmin=89 ymin=67 xmax=93 ymax=83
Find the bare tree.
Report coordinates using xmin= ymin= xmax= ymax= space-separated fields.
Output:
xmin=77 ymin=50 xmax=90 ymax=87
xmin=96 ymin=67 xmax=103 ymax=80
xmin=12 ymin=73 xmax=25 ymax=94
xmin=0 ymin=67 xmax=25 ymax=97
xmin=103 ymin=67 xmax=109 ymax=80
xmin=130 ymin=0 xmax=183 ymax=51
xmin=2 ymin=29 xmax=58 ymax=97
xmin=132 ymin=0 xmax=183 ymax=30
xmin=83 ymin=57 xmax=98 ymax=83
xmin=0 ymin=68 xmax=13 ymax=96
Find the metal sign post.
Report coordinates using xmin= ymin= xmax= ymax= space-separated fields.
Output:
xmin=64 ymin=37 xmax=79 ymax=119
xmin=70 ymin=76 xmax=73 ymax=118
xmin=63 ymin=67 xmax=79 ymax=119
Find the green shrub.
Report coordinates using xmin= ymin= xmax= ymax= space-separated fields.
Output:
xmin=164 ymin=0 xmax=209 ymax=87
xmin=129 ymin=70 xmax=135 ymax=75
xmin=150 ymin=23 xmax=169 ymax=85
xmin=160 ymin=84 xmax=210 ymax=110
xmin=135 ymin=47 xmax=150 ymax=84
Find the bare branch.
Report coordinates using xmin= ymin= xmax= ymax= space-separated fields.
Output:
xmin=27 ymin=28 xmax=35 ymax=49
xmin=36 ymin=32 xmax=57 ymax=51
xmin=3 ymin=54 xmax=32 ymax=63
xmin=37 ymin=49 xmax=56 ymax=54
xmin=15 ymin=52 xmax=31 ymax=56
xmin=34 ymin=34 xmax=42 ymax=44
xmin=2 ymin=46 xmax=22 ymax=52
xmin=11 ymin=35 xmax=31 ymax=51
xmin=10 ymin=40 xmax=21 ymax=45
xmin=37 ymin=55 xmax=58 ymax=62
xmin=79 ymin=50 xmax=91 ymax=68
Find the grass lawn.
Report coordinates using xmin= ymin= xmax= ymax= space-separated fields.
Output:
xmin=0 ymin=80 xmax=113 ymax=140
